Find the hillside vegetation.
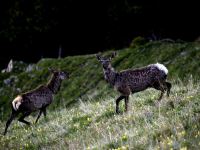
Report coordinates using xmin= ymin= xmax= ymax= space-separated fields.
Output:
xmin=0 ymin=41 xmax=200 ymax=149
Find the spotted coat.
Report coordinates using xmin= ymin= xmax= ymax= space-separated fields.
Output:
xmin=97 ymin=52 xmax=172 ymax=113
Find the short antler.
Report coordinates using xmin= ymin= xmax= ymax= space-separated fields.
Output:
xmin=96 ymin=53 xmax=102 ymax=61
xmin=48 ymin=67 xmax=57 ymax=73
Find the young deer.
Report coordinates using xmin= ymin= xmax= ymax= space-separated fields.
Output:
xmin=3 ymin=68 xmax=69 ymax=135
xmin=96 ymin=52 xmax=171 ymax=113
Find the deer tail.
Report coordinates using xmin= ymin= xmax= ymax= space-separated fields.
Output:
xmin=12 ymin=95 xmax=22 ymax=111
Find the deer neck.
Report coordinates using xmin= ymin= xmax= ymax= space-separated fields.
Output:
xmin=103 ymin=65 xmax=117 ymax=86
xmin=47 ymin=75 xmax=62 ymax=94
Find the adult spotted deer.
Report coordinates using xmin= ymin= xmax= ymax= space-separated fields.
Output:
xmin=3 ymin=68 xmax=69 ymax=135
xmin=96 ymin=52 xmax=171 ymax=113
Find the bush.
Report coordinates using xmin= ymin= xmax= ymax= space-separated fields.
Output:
xmin=129 ymin=36 xmax=147 ymax=48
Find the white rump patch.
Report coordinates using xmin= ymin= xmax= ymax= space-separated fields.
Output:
xmin=12 ymin=95 xmax=22 ymax=111
xmin=154 ymin=63 xmax=168 ymax=74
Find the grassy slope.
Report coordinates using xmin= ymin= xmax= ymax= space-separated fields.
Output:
xmin=0 ymin=41 xmax=200 ymax=149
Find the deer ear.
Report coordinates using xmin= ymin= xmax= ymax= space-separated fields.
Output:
xmin=110 ymin=51 xmax=117 ymax=59
xmin=96 ymin=54 xmax=101 ymax=61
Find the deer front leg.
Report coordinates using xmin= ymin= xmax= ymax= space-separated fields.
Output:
xmin=35 ymin=107 xmax=47 ymax=123
xmin=42 ymin=107 xmax=48 ymax=122
xmin=116 ymin=96 xmax=126 ymax=114
xmin=43 ymin=107 xmax=47 ymax=117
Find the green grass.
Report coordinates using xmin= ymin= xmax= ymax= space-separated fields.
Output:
xmin=0 ymin=79 xmax=199 ymax=149
xmin=0 ymin=41 xmax=200 ymax=149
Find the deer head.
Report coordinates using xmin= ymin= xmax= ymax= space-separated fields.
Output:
xmin=48 ymin=68 xmax=69 ymax=80
xmin=96 ymin=52 xmax=116 ymax=69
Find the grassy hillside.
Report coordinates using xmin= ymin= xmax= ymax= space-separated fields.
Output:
xmin=0 ymin=41 xmax=200 ymax=149
xmin=0 ymin=79 xmax=200 ymax=149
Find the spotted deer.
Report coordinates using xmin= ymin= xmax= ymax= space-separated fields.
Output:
xmin=3 ymin=68 xmax=69 ymax=135
xmin=96 ymin=52 xmax=171 ymax=113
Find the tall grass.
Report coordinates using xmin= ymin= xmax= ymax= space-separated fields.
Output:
xmin=0 ymin=78 xmax=199 ymax=149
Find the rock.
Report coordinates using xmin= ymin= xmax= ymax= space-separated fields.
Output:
xmin=5 ymin=59 xmax=13 ymax=73
xmin=26 ymin=64 xmax=34 ymax=72
xmin=3 ymin=76 xmax=18 ymax=86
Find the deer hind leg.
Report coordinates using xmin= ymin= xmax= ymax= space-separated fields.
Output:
xmin=116 ymin=96 xmax=126 ymax=114
xmin=158 ymin=90 xmax=165 ymax=101
xmin=125 ymin=96 xmax=129 ymax=112
xmin=165 ymin=82 xmax=172 ymax=97
xmin=152 ymin=81 xmax=165 ymax=101
xmin=18 ymin=112 xmax=31 ymax=125
xmin=3 ymin=109 xmax=18 ymax=135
